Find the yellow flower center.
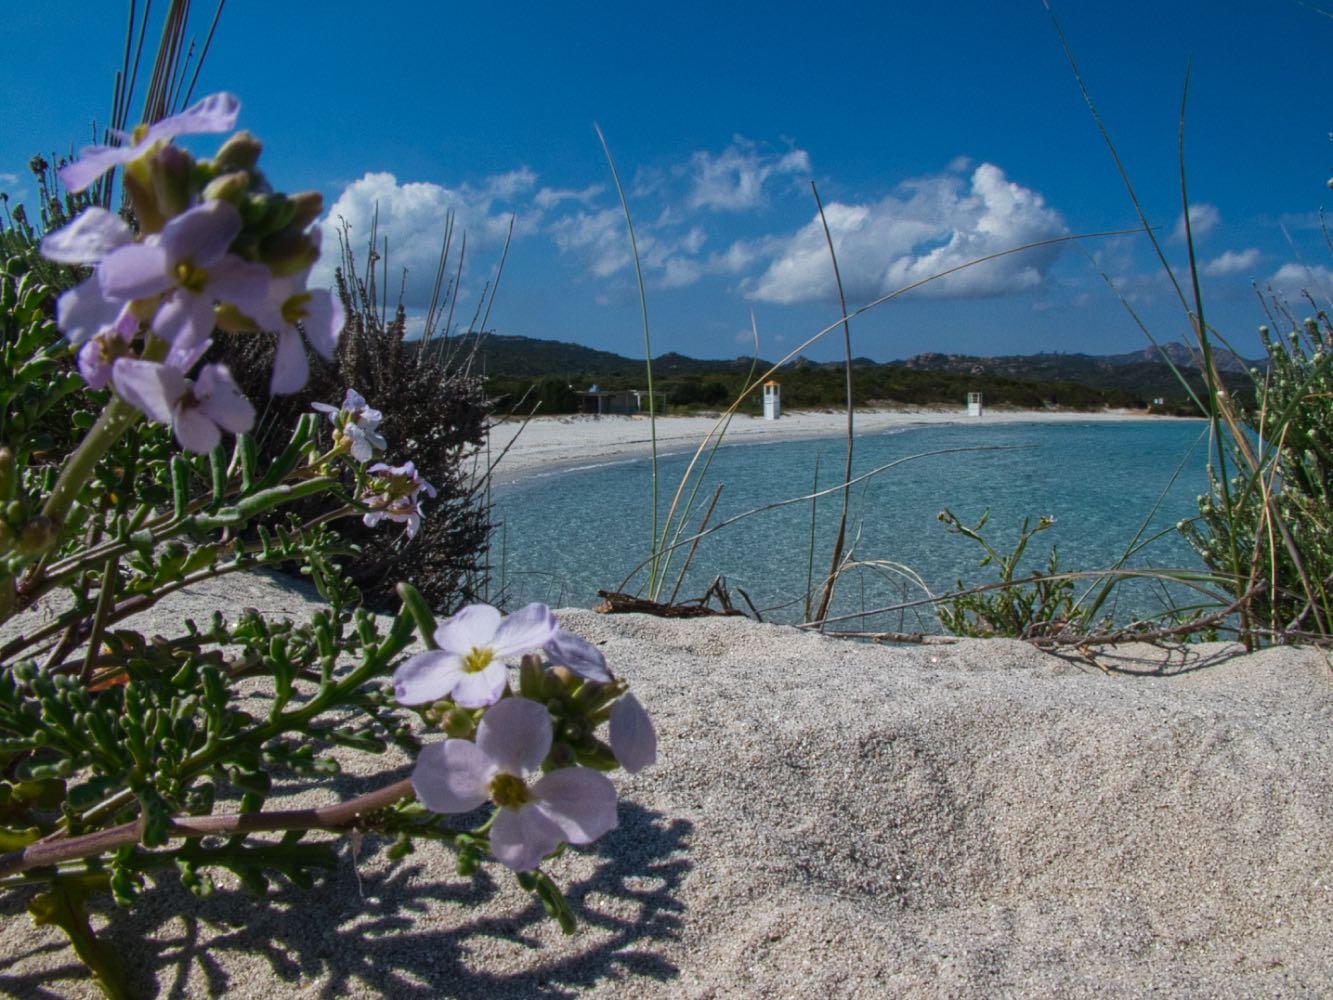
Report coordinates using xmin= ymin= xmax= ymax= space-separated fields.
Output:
xmin=462 ymin=647 xmax=494 ymax=674
xmin=281 ymin=291 xmax=313 ymax=325
xmin=488 ymin=772 xmax=532 ymax=809
xmin=174 ymin=260 xmax=208 ymax=294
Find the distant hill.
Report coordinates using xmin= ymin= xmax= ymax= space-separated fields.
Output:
xmin=438 ymin=333 xmax=1256 ymax=382
xmin=435 ymin=333 xmax=762 ymax=379
xmin=433 ymin=332 xmax=1258 ymax=415
xmin=897 ymin=344 xmax=1256 ymax=379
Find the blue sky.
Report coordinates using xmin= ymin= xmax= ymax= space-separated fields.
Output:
xmin=3 ymin=1 xmax=1331 ymax=363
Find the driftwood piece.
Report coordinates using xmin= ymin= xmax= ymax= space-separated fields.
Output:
xmin=594 ymin=589 xmax=742 ymax=618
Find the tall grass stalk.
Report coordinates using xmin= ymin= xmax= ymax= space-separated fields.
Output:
xmin=623 ymin=228 xmax=1134 ymax=609
xmin=594 ymin=125 xmax=661 ymax=592
xmin=1047 ymin=0 xmax=1331 ymax=644
xmin=809 ymin=181 xmax=855 ymax=630
xmin=592 ymin=126 xmax=1140 ymax=612
xmin=94 ymin=1 xmax=226 ymax=211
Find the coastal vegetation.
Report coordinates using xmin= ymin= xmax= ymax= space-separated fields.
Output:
xmin=1 ymin=0 xmax=1331 ymax=994
xmin=0 ymin=9 xmax=652 ymax=995
xmin=463 ymin=332 xmax=1256 ymax=416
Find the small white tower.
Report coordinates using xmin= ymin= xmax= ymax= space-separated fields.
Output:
xmin=763 ymin=380 xmax=782 ymax=420
xmin=967 ymin=391 xmax=983 ymax=417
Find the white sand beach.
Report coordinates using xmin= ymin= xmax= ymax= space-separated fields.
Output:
xmin=483 ymin=407 xmax=1186 ymax=484
xmin=3 ymin=569 xmax=1330 ymax=998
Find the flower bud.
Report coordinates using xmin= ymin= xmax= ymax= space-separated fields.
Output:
xmin=257 ymin=230 xmax=319 ymax=276
xmin=442 ymin=708 xmax=477 ymax=739
xmin=202 ymin=169 xmax=252 ymax=206
xmin=213 ymin=130 xmax=263 ymax=172
xmin=287 ymin=190 xmax=324 ymax=230
xmin=121 ymin=157 xmax=167 ymax=233
xmin=150 ymin=144 xmax=195 ymax=219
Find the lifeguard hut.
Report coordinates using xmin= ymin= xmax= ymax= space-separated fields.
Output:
xmin=967 ymin=391 xmax=983 ymax=417
xmin=762 ymin=380 xmax=782 ymax=420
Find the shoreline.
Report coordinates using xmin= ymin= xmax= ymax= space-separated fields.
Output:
xmin=481 ymin=406 xmax=1193 ymax=486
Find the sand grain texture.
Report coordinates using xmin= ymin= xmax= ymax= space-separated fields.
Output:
xmin=2 ymin=573 xmax=1331 ymax=998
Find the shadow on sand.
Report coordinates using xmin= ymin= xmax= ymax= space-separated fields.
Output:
xmin=1 ymin=801 xmax=691 ymax=999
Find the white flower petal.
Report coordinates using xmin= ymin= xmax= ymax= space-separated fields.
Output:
xmin=393 ymin=650 xmax=464 ymax=705
xmin=112 ymin=359 xmax=184 ymax=425
xmin=98 ymin=242 xmax=171 ymax=301
xmin=450 ymin=661 xmax=508 ymax=708
xmin=195 ymin=365 xmax=254 ymax=434
xmin=59 ymin=146 xmax=135 ymax=194
xmin=41 ymin=208 xmax=132 ymax=264
xmin=533 ymin=767 xmax=619 ymax=844
xmin=490 ymin=802 xmax=565 ymax=872
xmin=270 ymin=328 xmax=310 ymax=395
xmin=492 ymin=603 xmax=558 ymax=658
xmin=145 ymin=91 xmax=240 ymax=143
xmin=545 ymin=629 xmax=613 ymax=683
xmin=476 ymin=697 xmax=552 ymax=775
xmin=610 ymin=692 xmax=657 ymax=773
xmin=435 ymin=605 xmax=503 ymax=656
xmin=303 ymin=289 xmax=344 ymax=359
xmin=411 ymin=740 xmax=492 ymax=814
xmin=56 ymin=277 xmax=124 ymax=346
xmin=172 ymin=405 xmax=222 ymax=454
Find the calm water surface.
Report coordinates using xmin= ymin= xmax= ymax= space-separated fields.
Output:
xmin=490 ymin=419 xmax=1212 ymax=630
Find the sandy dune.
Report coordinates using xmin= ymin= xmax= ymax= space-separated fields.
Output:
xmin=3 ymin=570 xmax=1329 ymax=998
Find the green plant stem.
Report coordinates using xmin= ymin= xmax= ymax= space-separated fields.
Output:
xmin=57 ymin=608 xmax=415 ymax=835
xmin=39 ymin=397 xmax=142 ymax=540
xmin=1 ymin=777 xmax=416 ymax=880
xmin=810 ymin=181 xmax=855 ymax=630
xmin=595 ymin=124 xmax=660 ymax=592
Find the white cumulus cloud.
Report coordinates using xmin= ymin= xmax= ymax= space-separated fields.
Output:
xmin=1172 ymin=202 xmax=1220 ymax=242
xmin=534 ymin=183 xmax=603 ymax=210
xmin=742 ymin=162 xmax=1067 ymax=305
xmin=1201 ymin=248 xmax=1260 ymax=277
xmin=1267 ymin=262 xmax=1333 ymax=299
xmin=549 ymin=208 xmax=632 ymax=278
xmin=314 ymin=170 xmax=537 ymax=315
xmin=686 ymin=136 xmax=811 ymax=212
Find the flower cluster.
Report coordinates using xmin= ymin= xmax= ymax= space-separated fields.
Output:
xmin=312 ymin=388 xmax=387 ymax=462
xmin=394 ymin=602 xmax=656 ymax=871
xmin=40 ymin=93 xmax=345 ymax=452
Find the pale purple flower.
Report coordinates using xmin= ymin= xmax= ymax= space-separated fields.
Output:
xmin=76 ymin=308 xmax=138 ymax=388
xmin=312 ymin=389 xmax=386 ymax=461
xmin=361 ymin=460 xmax=437 ymax=539
xmin=112 ymin=347 xmax=254 ymax=453
xmin=256 ymin=261 xmax=346 ymax=393
xmin=609 ymin=693 xmax=657 ymax=774
xmin=394 ymin=602 xmax=557 ymax=708
xmin=55 ymin=276 xmax=131 ymax=347
xmin=543 ymin=629 xmax=614 ymax=683
xmin=40 ymin=207 xmax=133 ymax=264
xmin=40 ymin=209 xmax=138 ymax=347
xmin=60 ymin=92 xmax=240 ymax=193
xmin=98 ymin=199 xmax=270 ymax=347
xmin=411 ymin=696 xmax=618 ymax=872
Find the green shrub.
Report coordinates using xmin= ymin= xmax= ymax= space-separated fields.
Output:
xmin=1181 ymin=312 xmax=1333 ymax=639
xmin=936 ymin=508 xmax=1078 ymax=639
xmin=218 ymin=234 xmax=494 ymax=613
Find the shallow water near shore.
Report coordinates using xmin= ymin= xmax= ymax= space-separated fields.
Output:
xmin=490 ymin=418 xmax=1211 ymax=629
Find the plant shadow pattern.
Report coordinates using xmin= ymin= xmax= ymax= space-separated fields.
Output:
xmin=1 ymin=803 xmax=690 ymax=998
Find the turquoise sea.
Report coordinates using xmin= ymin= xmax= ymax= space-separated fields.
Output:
xmin=489 ymin=419 xmax=1214 ymax=630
